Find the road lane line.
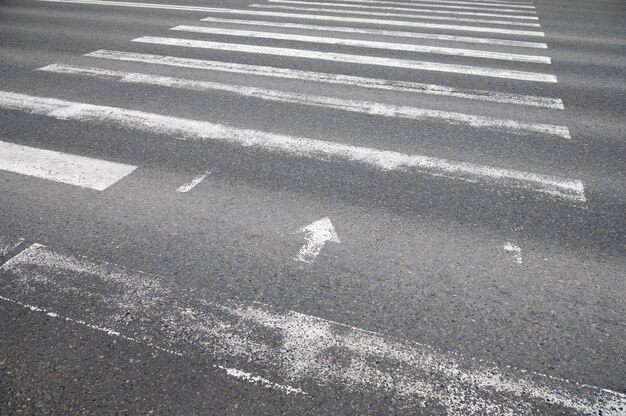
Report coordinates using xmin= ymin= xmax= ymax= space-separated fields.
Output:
xmin=85 ymin=51 xmax=562 ymax=109
xmin=170 ymin=25 xmax=551 ymax=63
xmin=402 ymin=0 xmax=536 ymax=9
xmin=0 ymin=91 xmax=584 ymax=203
xmin=37 ymin=0 xmax=228 ymax=12
xmin=202 ymin=9 xmax=545 ymax=36
xmin=197 ymin=16 xmax=548 ymax=49
xmin=0 ymin=140 xmax=136 ymax=190
xmin=1 ymin=243 xmax=624 ymax=414
xmin=265 ymin=0 xmax=540 ymax=19
xmin=215 ymin=366 xmax=307 ymax=395
xmin=292 ymin=0 xmax=538 ymax=14
xmin=132 ymin=37 xmax=556 ymax=82
xmin=249 ymin=4 xmax=542 ymax=26
xmin=177 ymin=171 xmax=210 ymax=192
xmin=40 ymin=64 xmax=568 ymax=137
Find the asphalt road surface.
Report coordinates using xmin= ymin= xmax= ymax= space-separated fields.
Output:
xmin=1 ymin=0 xmax=625 ymax=414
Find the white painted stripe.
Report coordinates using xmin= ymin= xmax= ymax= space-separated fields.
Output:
xmin=302 ymin=0 xmax=538 ymax=14
xmin=177 ymin=171 xmax=209 ymax=192
xmin=85 ymin=51 xmax=563 ymax=109
xmin=0 ymin=237 xmax=24 ymax=257
xmin=171 ymin=25 xmax=551 ymax=63
xmin=249 ymin=4 xmax=542 ymax=26
xmin=37 ymin=0 xmax=227 ymax=12
xmin=401 ymin=0 xmax=536 ymax=9
xmin=204 ymin=9 xmax=545 ymax=36
xmin=132 ymin=36 xmax=557 ymax=82
xmin=266 ymin=0 xmax=539 ymax=19
xmin=2 ymin=244 xmax=624 ymax=414
xmin=198 ymin=16 xmax=548 ymax=49
xmin=0 ymin=140 xmax=136 ymax=190
xmin=0 ymin=91 xmax=584 ymax=203
xmin=40 ymin=64 xmax=568 ymax=137
xmin=215 ymin=366 xmax=307 ymax=395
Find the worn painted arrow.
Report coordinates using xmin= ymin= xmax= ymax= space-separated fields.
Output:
xmin=294 ymin=217 xmax=340 ymax=263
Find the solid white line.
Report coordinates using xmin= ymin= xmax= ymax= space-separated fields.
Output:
xmin=302 ymin=0 xmax=538 ymax=14
xmin=204 ymin=9 xmax=545 ymax=36
xmin=40 ymin=64 xmax=567 ymax=137
xmin=0 ymin=140 xmax=136 ymax=190
xmin=171 ymin=25 xmax=551 ymax=63
xmin=215 ymin=366 xmax=308 ymax=395
xmin=198 ymin=16 xmax=548 ymax=48
xmin=132 ymin=36 xmax=556 ymax=82
xmin=249 ymin=4 xmax=542 ymax=26
xmin=177 ymin=171 xmax=209 ymax=192
xmin=37 ymin=0 xmax=227 ymax=12
xmin=265 ymin=0 xmax=539 ymax=19
xmin=401 ymin=0 xmax=536 ymax=9
xmin=2 ymin=243 xmax=624 ymax=414
xmin=85 ymin=51 xmax=562 ymax=109
xmin=0 ymin=91 xmax=584 ymax=203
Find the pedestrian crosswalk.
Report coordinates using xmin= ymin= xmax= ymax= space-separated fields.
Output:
xmin=2 ymin=0 xmax=580 ymax=206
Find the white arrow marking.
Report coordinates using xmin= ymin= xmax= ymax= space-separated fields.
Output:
xmin=294 ymin=217 xmax=340 ymax=263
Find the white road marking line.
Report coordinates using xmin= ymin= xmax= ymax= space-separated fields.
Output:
xmin=0 ymin=91 xmax=584 ymax=204
xmin=504 ymin=241 xmax=522 ymax=263
xmin=249 ymin=4 xmax=542 ymax=26
xmin=0 ymin=293 xmax=183 ymax=356
xmin=198 ymin=16 xmax=548 ymax=49
xmin=132 ymin=37 xmax=556 ymax=82
xmin=40 ymin=64 xmax=568 ymax=137
xmin=2 ymin=243 xmax=624 ymax=415
xmin=86 ymin=51 xmax=561 ymax=109
xmin=215 ymin=366 xmax=308 ymax=395
xmin=203 ymin=8 xmax=545 ymax=36
xmin=266 ymin=0 xmax=539 ymax=19
xmin=402 ymin=0 xmax=536 ymax=9
xmin=304 ymin=0 xmax=538 ymax=14
xmin=171 ymin=25 xmax=550 ymax=64
xmin=177 ymin=171 xmax=210 ymax=193
xmin=0 ymin=237 xmax=25 ymax=257
xmin=37 ymin=0 xmax=227 ymax=12
xmin=0 ymin=140 xmax=136 ymax=191
xmin=294 ymin=217 xmax=340 ymax=263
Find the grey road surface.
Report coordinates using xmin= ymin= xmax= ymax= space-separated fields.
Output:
xmin=0 ymin=0 xmax=625 ymax=414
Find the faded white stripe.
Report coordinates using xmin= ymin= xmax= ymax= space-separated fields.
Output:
xmin=40 ymin=64 xmax=568 ymax=137
xmin=37 ymin=0 xmax=227 ymax=12
xmin=204 ymin=9 xmax=545 ymax=36
xmin=266 ymin=0 xmax=539 ymax=19
xmin=171 ymin=25 xmax=550 ymax=63
xmin=132 ymin=37 xmax=556 ymax=82
xmin=215 ymin=366 xmax=307 ymax=395
xmin=0 ymin=237 xmax=24 ymax=257
xmin=177 ymin=171 xmax=209 ymax=192
xmin=198 ymin=16 xmax=548 ymax=49
xmin=0 ymin=140 xmax=136 ymax=190
xmin=250 ymin=4 xmax=542 ymax=26
xmin=2 ymin=243 xmax=623 ymax=414
xmin=0 ymin=91 xmax=584 ymax=203
xmin=403 ymin=0 xmax=535 ymax=9
xmin=308 ymin=0 xmax=538 ymax=14
xmin=85 ymin=51 xmax=563 ymax=109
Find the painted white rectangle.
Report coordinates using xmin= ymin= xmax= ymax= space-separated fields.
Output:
xmin=0 ymin=91 xmax=584 ymax=204
xmin=404 ymin=0 xmax=535 ymax=8
xmin=198 ymin=16 xmax=548 ymax=49
xmin=170 ymin=25 xmax=551 ymax=63
xmin=265 ymin=0 xmax=540 ymax=20
xmin=39 ymin=64 xmax=568 ymax=138
xmin=37 ymin=0 xmax=228 ymax=12
xmin=132 ymin=37 xmax=556 ymax=83
xmin=204 ymin=8 xmax=545 ymax=36
xmin=311 ymin=0 xmax=538 ymax=14
xmin=85 ymin=50 xmax=563 ymax=109
xmin=0 ymin=140 xmax=136 ymax=190
xmin=1 ymin=243 xmax=624 ymax=415
xmin=177 ymin=172 xmax=209 ymax=192
xmin=250 ymin=4 xmax=541 ymax=26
